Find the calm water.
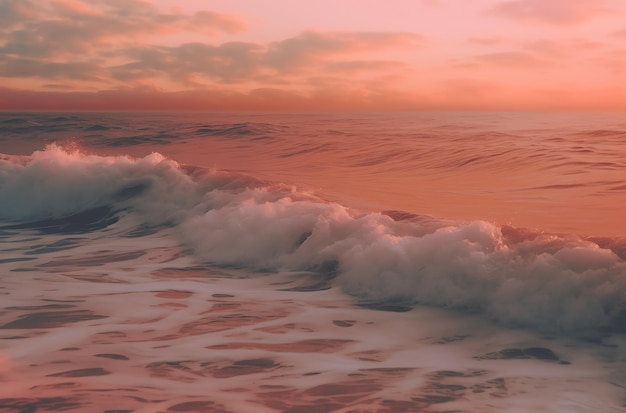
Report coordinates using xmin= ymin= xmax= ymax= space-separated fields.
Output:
xmin=2 ymin=111 xmax=625 ymax=237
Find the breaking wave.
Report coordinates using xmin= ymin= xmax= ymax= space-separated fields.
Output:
xmin=2 ymin=145 xmax=626 ymax=333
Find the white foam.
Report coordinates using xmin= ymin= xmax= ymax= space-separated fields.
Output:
xmin=2 ymin=146 xmax=626 ymax=332
xmin=1 ymin=211 xmax=625 ymax=412
xmin=0 ymin=144 xmax=197 ymax=222
xmin=181 ymin=190 xmax=626 ymax=331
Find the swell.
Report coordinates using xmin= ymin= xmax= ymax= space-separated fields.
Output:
xmin=2 ymin=146 xmax=626 ymax=333
xmin=3 ymin=113 xmax=625 ymax=180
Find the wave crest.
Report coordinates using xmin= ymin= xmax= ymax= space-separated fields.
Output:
xmin=2 ymin=146 xmax=625 ymax=332
xmin=0 ymin=144 xmax=196 ymax=223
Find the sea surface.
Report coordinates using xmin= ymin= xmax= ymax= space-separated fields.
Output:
xmin=1 ymin=111 xmax=626 ymax=412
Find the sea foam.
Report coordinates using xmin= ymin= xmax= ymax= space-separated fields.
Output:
xmin=1 ymin=146 xmax=625 ymax=332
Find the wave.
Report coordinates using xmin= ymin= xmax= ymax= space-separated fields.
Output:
xmin=2 ymin=145 xmax=626 ymax=333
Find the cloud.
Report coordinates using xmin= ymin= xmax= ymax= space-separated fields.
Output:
xmin=110 ymin=42 xmax=265 ymax=84
xmin=265 ymin=31 xmax=422 ymax=72
xmin=0 ymin=0 xmax=253 ymax=86
xmin=0 ymin=85 xmax=406 ymax=111
xmin=473 ymin=51 xmax=554 ymax=67
xmin=0 ymin=30 xmax=418 ymax=90
xmin=523 ymin=38 xmax=607 ymax=58
xmin=489 ymin=0 xmax=610 ymax=25
xmin=0 ymin=0 xmax=246 ymax=59
xmin=0 ymin=0 xmax=420 ymax=91
xmin=0 ymin=57 xmax=104 ymax=81
xmin=0 ymin=0 xmax=426 ymax=109
xmin=324 ymin=60 xmax=411 ymax=75
xmin=0 ymin=0 xmax=37 ymax=28
xmin=523 ymin=39 xmax=567 ymax=57
xmin=3 ymin=74 xmax=626 ymax=112
xmin=100 ymin=32 xmax=419 ymax=88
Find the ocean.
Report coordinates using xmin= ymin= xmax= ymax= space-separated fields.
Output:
xmin=1 ymin=111 xmax=625 ymax=412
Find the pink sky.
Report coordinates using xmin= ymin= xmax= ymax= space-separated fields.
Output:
xmin=1 ymin=0 xmax=626 ymax=110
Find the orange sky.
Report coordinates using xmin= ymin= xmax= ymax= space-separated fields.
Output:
xmin=1 ymin=0 xmax=626 ymax=111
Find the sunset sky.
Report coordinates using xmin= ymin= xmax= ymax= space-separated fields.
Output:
xmin=2 ymin=0 xmax=626 ymax=111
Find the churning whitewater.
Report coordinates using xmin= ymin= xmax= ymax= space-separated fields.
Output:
xmin=2 ymin=144 xmax=625 ymax=333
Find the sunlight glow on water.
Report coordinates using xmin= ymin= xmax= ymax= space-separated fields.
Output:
xmin=2 ymin=111 xmax=625 ymax=237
